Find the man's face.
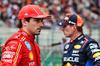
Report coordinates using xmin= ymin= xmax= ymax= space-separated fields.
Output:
xmin=61 ymin=24 xmax=74 ymax=37
xmin=26 ymin=18 xmax=44 ymax=36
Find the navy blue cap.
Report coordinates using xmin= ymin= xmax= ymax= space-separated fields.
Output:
xmin=57 ymin=14 xmax=83 ymax=27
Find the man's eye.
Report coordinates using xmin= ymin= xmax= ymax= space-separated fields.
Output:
xmin=63 ymin=26 xmax=66 ymax=28
xmin=35 ymin=19 xmax=39 ymax=22
xmin=35 ymin=19 xmax=44 ymax=22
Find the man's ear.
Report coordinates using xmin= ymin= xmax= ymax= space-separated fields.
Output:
xmin=73 ymin=25 xmax=77 ymax=30
xmin=21 ymin=18 xmax=28 ymax=27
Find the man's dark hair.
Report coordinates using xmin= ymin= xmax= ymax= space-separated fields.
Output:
xmin=76 ymin=27 xmax=83 ymax=33
xmin=70 ymin=24 xmax=83 ymax=33
xmin=16 ymin=17 xmax=31 ymax=28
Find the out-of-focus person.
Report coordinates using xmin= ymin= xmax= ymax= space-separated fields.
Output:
xmin=48 ymin=37 xmax=69 ymax=52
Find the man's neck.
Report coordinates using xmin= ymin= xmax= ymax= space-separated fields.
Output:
xmin=70 ymin=32 xmax=82 ymax=40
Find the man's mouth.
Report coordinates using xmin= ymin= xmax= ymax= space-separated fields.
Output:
xmin=37 ymin=28 xmax=42 ymax=31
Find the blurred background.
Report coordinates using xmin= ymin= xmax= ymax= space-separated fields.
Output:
xmin=0 ymin=0 xmax=100 ymax=66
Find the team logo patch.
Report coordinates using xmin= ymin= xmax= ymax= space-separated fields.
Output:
xmin=29 ymin=51 xmax=34 ymax=60
xmin=29 ymin=62 xmax=35 ymax=66
xmin=39 ymin=8 xmax=42 ymax=12
xmin=80 ymin=41 xmax=84 ymax=44
xmin=65 ymin=45 xmax=69 ymax=49
xmin=73 ymin=50 xmax=79 ymax=53
xmin=74 ymin=45 xmax=81 ymax=49
xmin=93 ymin=52 xmax=100 ymax=58
xmin=77 ymin=23 xmax=82 ymax=26
xmin=25 ymin=41 xmax=31 ymax=50
xmin=64 ymin=62 xmax=72 ymax=66
xmin=64 ymin=17 xmax=69 ymax=20
xmin=64 ymin=51 xmax=68 ymax=54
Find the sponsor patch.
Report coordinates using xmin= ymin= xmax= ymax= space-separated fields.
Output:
xmin=89 ymin=43 xmax=98 ymax=49
xmin=74 ymin=45 xmax=81 ymax=49
xmin=65 ymin=45 xmax=69 ymax=49
xmin=2 ymin=51 xmax=15 ymax=59
xmin=29 ymin=51 xmax=34 ymax=60
xmin=2 ymin=59 xmax=12 ymax=63
xmin=21 ymin=36 xmax=26 ymax=41
xmin=22 ymin=32 xmax=27 ymax=36
xmin=25 ymin=41 xmax=31 ymax=50
xmin=80 ymin=40 xmax=85 ymax=44
xmin=91 ymin=49 xmax=100 ymax=54
xmin=95 ymin=56 xmax=100 ymax=61
xmin=64 ymin=62 xmax=72 ymax=66
xmin=78 ymin=23 xmax=82 ymax=26
xmin=69 ymin=21 xmax=76 ymax=24
xmin=39 ymin=8 xmax=42 ymax=12
xmin=93 ymin=52 xmax=100 ymax=58
xmin=78 ymin=35 xmax=83 ymax=40
xmin=73 ymin=50 xmax=79 ymax=53
xmin=29 ymin=62 xmax=35 ymax=66
xmin=3 ymin=54 xmax=13 ymax=58
xmin=5 ymin=45 xmax=16 ymax=50
xmin=63 ymin=57 xmax=79 ymax=62
xmin=72 ymin=54 xmax=79 ymax=56
xmin=64 ymin=51 xmax=68 ymax=54
xmin=64 ymin=17 xmax=69 ymax=20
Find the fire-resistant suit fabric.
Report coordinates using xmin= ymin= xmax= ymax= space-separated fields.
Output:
xmin=1 ymin=29 xmax=41 ymax=66
xmin=63 ymin=33 xmax=100 ymax=66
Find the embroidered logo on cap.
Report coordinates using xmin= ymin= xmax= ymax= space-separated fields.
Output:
xmin=25 ymin=13 xmax=28 ymax=16
xmin=39 ymin=8 xmax=42 ymax=12
xmin=77 ymin=23 xmax=82 ymax=26
xmin=64 ymin=17 xmax=69 ymax=20
xmin=59 ymin=22 xmax=62 ymax=25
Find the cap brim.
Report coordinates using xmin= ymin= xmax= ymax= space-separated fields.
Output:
xmin=57 ymin=21 xmax=68 ymax=26
xmin=32 ymin=15 xmax=51 ymax=19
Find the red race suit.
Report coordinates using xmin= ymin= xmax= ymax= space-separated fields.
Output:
xmin=1 ymin=29 xmax=41 ymax=66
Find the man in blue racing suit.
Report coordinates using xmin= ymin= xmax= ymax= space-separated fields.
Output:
xmin=57 ymin=13 xmax=100 ymax=66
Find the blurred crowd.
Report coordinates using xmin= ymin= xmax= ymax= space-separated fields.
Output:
xmin=0 ymin=0 xmax=100 ymax=29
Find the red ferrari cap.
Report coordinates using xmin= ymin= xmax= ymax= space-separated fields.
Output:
xmin=18 ymin=5 xmax=51 ymax=19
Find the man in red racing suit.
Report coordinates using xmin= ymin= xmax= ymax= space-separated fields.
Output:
xmin=1 ymin=29 xmax=41 ymax=66
xmin=1 ymin=5 xmax=51 ymax=66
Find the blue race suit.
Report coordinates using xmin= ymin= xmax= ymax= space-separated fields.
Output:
xmin=63 ymin=33 xmax=100 ymax=66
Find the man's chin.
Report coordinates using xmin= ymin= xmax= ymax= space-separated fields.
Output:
xmin=64 ymin=34 xmax=69 ymax=37
xmin=35 ymin=33 xmax=40 ymax=35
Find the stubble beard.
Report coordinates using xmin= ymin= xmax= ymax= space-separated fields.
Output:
xmin=64 ymin=31 xmax=71 ymax=37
